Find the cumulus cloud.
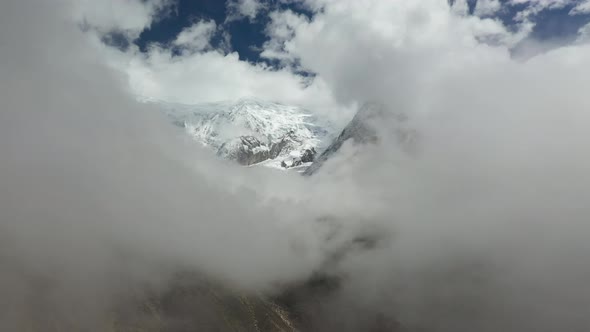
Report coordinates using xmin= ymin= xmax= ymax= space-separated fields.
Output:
xmin=510 ymin=0 xmax=590 ymax=21
xmin=474 ymin=0 xmax=502 ymax=16
xmin=264 ymin=0 xmax=528 ymax=108
xmin=259 ymin=1 xmax=590 ymax=329
xmin=571 ymin=0 xmax=590 ymax=14
xmin=78 ymin=0 xmax=587 ymax=120
xmin=226 ymin=0 xmax=267 ymax=22
xmin=577 ymin=21 xmax=590 ymax=41
xmin=0 ymin=0 xmax=327 ymax=329
xmin=261 ymin=9 xmax=310 ymax=66
xmin=73 ymin=0 xmax=172 ymax=40
xmin=450 ymin=0 xmax=470 ymax=15
xmin=173 ymin=20 xmax=217 ymax=53
xmin=110 ymin=45 xmax=342 ymax=119
xmin=75 ymin=0 xmax=346 ymax=124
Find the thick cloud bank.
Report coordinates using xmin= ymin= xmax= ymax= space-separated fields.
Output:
xmin=3 ymin=0 xmax=590 ymax=331
xmin=0 ymin=0 xmax=322 ymax=330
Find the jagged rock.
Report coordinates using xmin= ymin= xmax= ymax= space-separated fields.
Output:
xmin=303 ymin=103 xmax=383 ymax=175
xmin=269 ymin=130 xmax=296 ymax=159
xmin=217 ymin=136 xmax=271 ymax=166
xmin=278 ymin=147 xmax=316 ymax=169
xmin=159 ymin=98 xmax=335 ymax=169
xmin=300 ymin=147 xmax=316 ymax=163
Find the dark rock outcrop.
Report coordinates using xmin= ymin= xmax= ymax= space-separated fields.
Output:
xmin=217 ymin=136 xmax=271 ymax=166
xmin=269 ymin=131 xmax=295 ymax=159
xmin=300 ymin=147 xmax=316 ymax=163
xmin=159 ymin=98 xmax=335 ymax=169
xmin=279 ymin=148 xmax=317 ymax=169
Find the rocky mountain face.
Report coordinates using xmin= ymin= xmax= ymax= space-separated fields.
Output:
xmin=159 ymin=98 xmax=334 ymax=170
xmin=217 ymin=135 xmax=272 ymax=165
xmin=109 ymin=270 xmax=402 ymax=332
xmin=159 ymin=99 xmax=412 ymax=175
xmin=304 ymin=103 xmax=415 ymax=175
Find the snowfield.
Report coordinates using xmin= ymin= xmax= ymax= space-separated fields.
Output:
xmin=155 ymin=98 xmax=336 ymax=170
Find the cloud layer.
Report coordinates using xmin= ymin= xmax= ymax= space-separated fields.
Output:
xmin=77 ymin=0 xmax=590 ymax=122
xmin=0 ymin=0 xmax=326 ymax=329
xmin=3 ymin=0 xmax=590 ymax=331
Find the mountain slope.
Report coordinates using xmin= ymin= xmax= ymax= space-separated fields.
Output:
xmin=159 ymin=98 xmax=335 ymax=169
xmin=304 ymin=103 xmax=414 ymax=176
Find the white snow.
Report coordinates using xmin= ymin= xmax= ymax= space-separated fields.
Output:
xmin=152 ymin=98 xmax=336 ymax=169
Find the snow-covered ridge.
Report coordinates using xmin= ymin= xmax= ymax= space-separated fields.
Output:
xmin=154 ymin=98 xmax=336 ymax=169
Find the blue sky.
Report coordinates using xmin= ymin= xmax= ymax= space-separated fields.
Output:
xmin=133 ymin=0 xmax=312 ymax=63
xmin=127 ymin=0 xmax=590 ymax=65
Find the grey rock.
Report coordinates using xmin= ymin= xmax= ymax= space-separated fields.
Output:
xmin=217 ymin=136 xmax=271 ymax=166
xmin=304 ymin=102 xmax=412 ymax=175
xmin=300 ymin=147 xmax=317 ymax=163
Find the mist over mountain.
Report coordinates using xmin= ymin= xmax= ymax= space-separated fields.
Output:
xmin=3 ymin=0 xmax=590 ymax=332
xmin=304 ymin=103 xmax=416 ymax=176
xmin=158 ymin=100 xmax=415 ymax=176
xmin=158 ymin=98 xmax=336 ymax=170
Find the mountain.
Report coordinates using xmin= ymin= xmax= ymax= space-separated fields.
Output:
xmin=158 ymin=98 xmax=335 ymax=170
xmin=304 ymin=103 xmax=414 ymax=175
xmin=157 ymin=99 xmax=412 ymax=175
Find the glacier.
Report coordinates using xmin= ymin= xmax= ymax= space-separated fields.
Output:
xmin=154 ymin=98 xmax=336 ymax=170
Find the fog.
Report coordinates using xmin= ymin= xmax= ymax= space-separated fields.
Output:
xmin=2 ymin=0 xmax=590 ymax=331
xmin=0 ymin=1 xmax=323 ymax=329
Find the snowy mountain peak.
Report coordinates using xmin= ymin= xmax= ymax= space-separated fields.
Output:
xmin=157 ymin=98 xmax=335 ymax=170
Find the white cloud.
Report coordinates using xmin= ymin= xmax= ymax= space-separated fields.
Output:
xmin=577 ymin=22 xmax=590 ymax=41
xmin=509 ymin=0 xmax=559 ymax=24
xmin=0 ymin=0 xmax=328 ymax=328
xmin=82 ymin=2 xmax=346 ymax=123
xmin=474 ymin=0 xmax=502 ymax=16
xmin=226 ymin=0 xmax=267 ymax=22
xmin=95 ymin=39 xmax=344 ymax=122
xmin=72 ymin=0 xmax=347 ymax=122
xmin=88 ymin=0 xmax=586 ymax=124
xmin=261 ymin=10 xmax=310 ymax=66
xmin=509 ymin=0 xmax=590 ymax=21
xmin=72 ymin=0 xmax=172 ymax=40
xmin=262 ymin=0 xmax=526 ymax=107
xmin=571 ymin=0 xmax=590 ymax=14
xmin=173 ymin=20 xmax=217 ymax=53
xmin=510 ymin=0 xmax=572 ymax=10
xmin=451 ymin=0 xmax=470 ymax=16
